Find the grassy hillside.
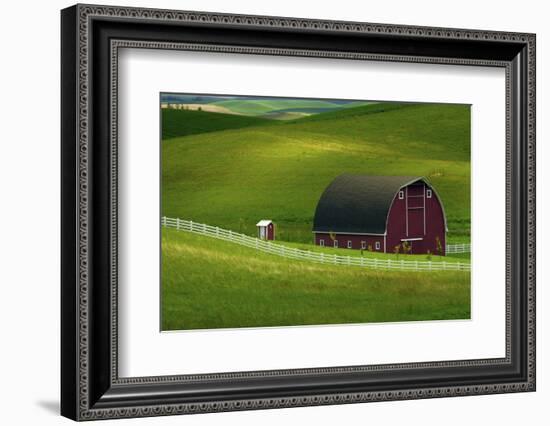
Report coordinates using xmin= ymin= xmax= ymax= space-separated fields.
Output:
xmin=212 ymin=99 xmax=371 ymax=116
xmin=292 ymin=102 xmax=410 ymax=123
xmin=162 ymin=228 xmax=470 ymax=330
xmin=161 ymin=108 xmax=272 ymax=139
xmin=261 ymin=111 xmax=310 ymax=120
xmin=162 ymin=102 xmax=471 ymax=243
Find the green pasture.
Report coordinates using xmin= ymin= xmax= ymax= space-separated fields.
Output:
xmin=162 ymin=102 xmax=471 ymax=244
xmin=210 ymin=98 xmax=371 ymax=116
xmin=161 ymin=108 xmax=272 ymax=139
xmin=161 ymin=228 xmax=471 ymax=330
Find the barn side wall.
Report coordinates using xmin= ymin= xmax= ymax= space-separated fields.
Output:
xmin=314 ymin=233 xmax=385 ymax=252
xmin=386 ymin=182 xmax=446 ymax=255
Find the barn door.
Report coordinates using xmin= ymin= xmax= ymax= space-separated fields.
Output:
xmin=406 ymin=184 xmax=426 ymax=238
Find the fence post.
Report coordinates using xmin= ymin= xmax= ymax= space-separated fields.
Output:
xmin=387 ymin=259 xmax=390 ymax=269
xmin=334 ymin=254 xmax=337 ymax=264
xmin=189 ymin=220 xmax=193 ymax=231
xmin=162 ymin=216 xmax=166 ymax=227
xmin=442 ymin=261 xmax=446 ymax=270
xmin=176 ymin=218 xmax=180 ymax=230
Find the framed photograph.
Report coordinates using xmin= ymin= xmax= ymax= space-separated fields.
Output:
xmin=61 ymin=4 xmax=536 ymax=421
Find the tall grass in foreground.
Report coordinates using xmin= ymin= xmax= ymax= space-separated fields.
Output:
xmin=161 ymin=228 xmax=470 ymax=331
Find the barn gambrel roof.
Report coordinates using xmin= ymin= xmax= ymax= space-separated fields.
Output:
xmin=312 ymin=174 xmax=431 ymax=235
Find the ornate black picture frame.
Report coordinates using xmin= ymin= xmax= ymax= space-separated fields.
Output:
xmin=61 ymin=3 xmax=536 ymax=421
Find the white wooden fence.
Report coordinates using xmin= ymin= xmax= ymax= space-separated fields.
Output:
xmin=446 ymin=243 xmax=471 ymax=254
xmin=162 ymin=217 xmax=470 ymax=272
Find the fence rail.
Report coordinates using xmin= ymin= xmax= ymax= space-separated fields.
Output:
xmin=162 ymin=217 xmax=470 ymax=272
xmin=446 ymin=243 xmax=471 ymax=254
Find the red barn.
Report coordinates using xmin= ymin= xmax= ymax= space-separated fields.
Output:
xmin=256 ymin=220 xmax=275 ymax=240
xmin=312 ymin=175 xmax=447 ymax=255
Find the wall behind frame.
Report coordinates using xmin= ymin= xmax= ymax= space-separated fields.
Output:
xmin=0 ymin=0 xmax=546 ymax=425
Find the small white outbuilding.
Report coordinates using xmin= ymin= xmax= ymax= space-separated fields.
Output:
xmin=256 ymin=220 xmax=275 ymax=240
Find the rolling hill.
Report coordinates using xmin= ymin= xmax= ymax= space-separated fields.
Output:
xmin=161 ymin=108 xmax=272 ymax=139
xmin=210 ymin=99 xmax=373 ymax=117
xmin=211 ymin=98 xmax=343 ymax=115
xmin=161 ymin=95 xmax=377 ymax=120
xmin=161 ymin=102 xmax=471 ymax=244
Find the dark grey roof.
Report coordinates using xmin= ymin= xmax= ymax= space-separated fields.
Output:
xmin=312 ymin=174 xmax=424 ymax=235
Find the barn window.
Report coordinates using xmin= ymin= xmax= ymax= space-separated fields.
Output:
xmin=319 ymin=239 xmax=325 ymax=247
xmin=347 ymin=240 xmax=352 ymax=249
xmin=375 ymin=241 xmax=381 ymax=250
xmin=426 ymin=189 xmax=432 ymax=198
xmin=398 ymin=190 xmax=404 ymax=199
xmin=334 ymin=240 xmax=338 ymax=248
xmin=361 ymin=241 xmax=366 ymax=249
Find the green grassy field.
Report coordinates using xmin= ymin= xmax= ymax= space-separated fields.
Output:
xmin=161 ymin=228 xmax=470 ymax=330
xmin=161 ymin=108 xmax=272 ymax=139
xmin=209 ymin=99 xmax=372 ymax=116
xmin=161 ymin=100 xmax=471 ymax=330
xmin=162 ymin=102 xmax=471 ymax=244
